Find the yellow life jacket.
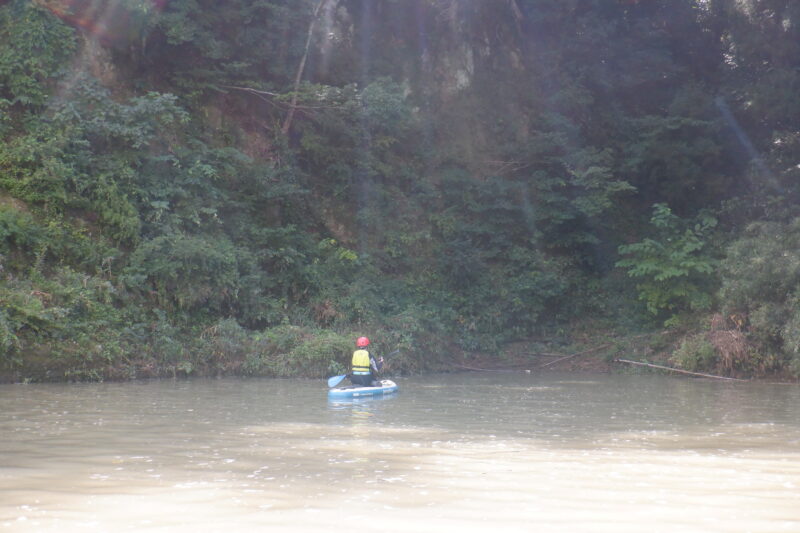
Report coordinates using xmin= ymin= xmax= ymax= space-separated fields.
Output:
xmin=352 ymin=349 xmax=371 ymax=375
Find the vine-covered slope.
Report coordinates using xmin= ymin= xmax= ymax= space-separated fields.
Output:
xmin=2 ymin=0 xmax=799 ymax=381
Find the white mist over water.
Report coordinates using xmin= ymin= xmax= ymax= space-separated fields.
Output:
xmin=1 ymin=373 xmax=799 ymax=532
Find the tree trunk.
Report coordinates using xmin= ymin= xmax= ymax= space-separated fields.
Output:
xmin=282 ymin=0 xmax=330 ymax=137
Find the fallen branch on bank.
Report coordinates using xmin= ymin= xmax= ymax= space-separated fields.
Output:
xmin=452 ymin=363 xmax=521 ymax=373
xmin=538 ymin=343 xmax=613 ymax=368
xmin=521 ymin=352 xmax=570 ymax=358
xmin=614 ymin=359 xmax=748 ymax=382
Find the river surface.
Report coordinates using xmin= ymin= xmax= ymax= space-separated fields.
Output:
xmin=1 ymin=373 xmax=799 ymax=532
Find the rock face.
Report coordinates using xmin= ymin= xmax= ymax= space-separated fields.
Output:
xmin=313 ymin=0 xmax=526 ymax=98
xmin=45 ymin=1 xmax=528 ymax=122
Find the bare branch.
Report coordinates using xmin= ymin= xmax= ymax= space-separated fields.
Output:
xmin=221 ymin=84 xmax=345 ymax=113
xmin=220 ymin=85 xmax=280 ymax=97
xmin=509 ymin=0 xmax=524 ymax=22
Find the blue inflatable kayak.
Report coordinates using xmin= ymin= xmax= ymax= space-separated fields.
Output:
xmin=328 ymin=379 xmax=398 ymax=399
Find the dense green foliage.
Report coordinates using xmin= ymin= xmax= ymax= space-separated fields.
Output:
xmin=718 ymin=219 xmax=800 ymax=375
xmin=2 ymin=0 xmax=800 ymax=381
xmin=617 ymin=204 xmax=718 ymax=324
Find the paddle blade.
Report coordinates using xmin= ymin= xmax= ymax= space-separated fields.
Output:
xmin=327 ymin=375 xmax=346 ymax=388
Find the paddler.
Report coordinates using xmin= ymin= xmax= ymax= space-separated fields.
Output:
xmin=350 ymin=336 xmax=384 ymax=387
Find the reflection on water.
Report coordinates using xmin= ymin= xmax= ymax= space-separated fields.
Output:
xmin=1 ymin=373 xmax=799 ymax=532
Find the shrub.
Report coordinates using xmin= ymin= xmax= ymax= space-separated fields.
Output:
xmin=286 ymin=330 xmax=352 ymax=378
xmin=0 ymin=307 xmax=21 ymax=363
xmin=0 ymin=1 xmax=76 ymax=107
xmin=718 ymin=218 xmax=800 ymax=375
xmin=198 ymin=318 xmax=249 ymax=374
xmin=123 ymin=233 xmax=240 ymax=314
xmin=672 ymin=333 xmax=716 ymax=372
xmin=719 ymin=219 xmax=800 ymax=316
xmin=242 ymin=325 xmax=352 ymax=378
xmin=781 ymin=297 xmax=800 ymax=378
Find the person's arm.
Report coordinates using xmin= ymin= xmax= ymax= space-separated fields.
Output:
xmin=371 ymin=354 xmax=384 ymax=373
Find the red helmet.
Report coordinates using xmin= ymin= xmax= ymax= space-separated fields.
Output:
xmin=356 ymin=336 xmax=370 ymax=347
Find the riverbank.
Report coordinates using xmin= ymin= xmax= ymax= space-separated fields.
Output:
xmin=451 ymin=328 xmax=800 ymax=384
xmin=3 ymin=323 xmax=798 ymax=384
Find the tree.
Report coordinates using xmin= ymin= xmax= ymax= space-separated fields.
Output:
xmin=617 ymin=204 xmax=718 ymax=324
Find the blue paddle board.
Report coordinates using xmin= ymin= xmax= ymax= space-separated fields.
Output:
xmin=328 ymin=379 xmax=398 ymax=399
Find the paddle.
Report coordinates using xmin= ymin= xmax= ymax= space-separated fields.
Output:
xmin=327 ymin=374 xmax=347 ymax=388
xmin=382 ymin=349 xmax=401 ymax=361
xmin=327 ymin=349 xmax=401 ymax=388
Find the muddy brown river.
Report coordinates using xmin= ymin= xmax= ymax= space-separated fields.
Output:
xmin=1 ymin=373 xmax=799 ymax=532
